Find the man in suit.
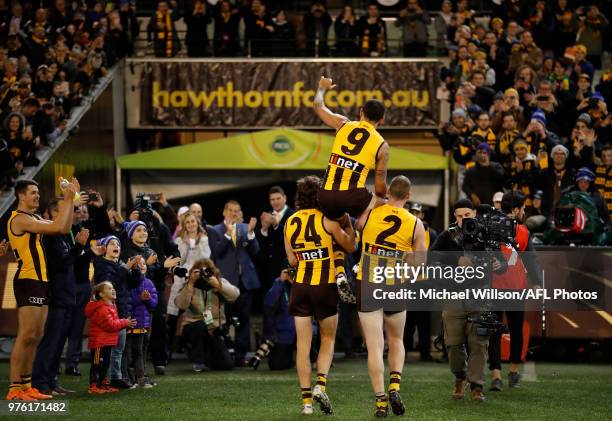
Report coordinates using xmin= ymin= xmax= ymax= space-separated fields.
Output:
xmin=257 ymin=186 xmax=294 ymax=290
xmin=213 ymin=200 xmax=260 ymax=365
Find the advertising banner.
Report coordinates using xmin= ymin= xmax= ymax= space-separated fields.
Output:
xmin=126 ymin=59 xmax=441 ymax=129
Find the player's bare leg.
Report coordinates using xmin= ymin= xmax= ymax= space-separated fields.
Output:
xmin=312 ymin=314 xmax=338 ymax=415
xmin=359 ymin=309 xmax=388 ymax=417
xmin=294 ymin=316 xmax=314 ymax=415
xmin=8 ymin=306 xmax=50 ymax=400
xmin=384 ymin=311 xmax=407 ymax=416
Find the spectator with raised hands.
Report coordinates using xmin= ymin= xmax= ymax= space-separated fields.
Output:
xmin=522 ymin=109 xmax=560 ymax=170
xmin=31 ymin=198 xmax=90 ymax=396
xmin=334 ymin=5 xmax=358 ymax=57
xmin=184 ymin=0 xmax=212 ymax=58
xmin=492 ymin=88 xmax=527 ymax=132
xmin=244 ymin=0 xmax=274 ymax=57
xmin=525 ymin=80 xmax=560 ymax=135
xmin=212 ymin=200 xmax=260 ymax=366
xmin=121 ymin=218 xmax=180 ymax=376
xmin=568 ymin=113 xmax=599 ymax=170
xmin=93 ymin=235 xmax=142 ymax=390
xmin=395 ymin=0 xmax=428 ymax=58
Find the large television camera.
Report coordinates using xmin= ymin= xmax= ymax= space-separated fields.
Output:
xmin=458 ymin=205 xmax=517 ymax=251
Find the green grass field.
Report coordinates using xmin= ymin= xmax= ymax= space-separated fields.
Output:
xmin=1 ymin=359 xmax=611 ymax=420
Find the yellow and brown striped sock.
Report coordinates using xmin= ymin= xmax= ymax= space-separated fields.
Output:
xmin=9 ymin=382 xmax=21 ymax=393
xmin=20 ymin=374 xmax=32 ymax=391
xmin=301 ymin=387 xmax=313 ymax=406
xmin=389 ymin=371 xmax=401 ymax=392
xmin=316 ymin=373 xmax=327 ymax=392
xmin=376 ymin=393 xmax=388 ymax=411
xmin=332 ymin=243 xmax=345 ymax=278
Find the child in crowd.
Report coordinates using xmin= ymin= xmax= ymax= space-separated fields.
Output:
xmin=85 ymin=282 xmax=136 ymax=394
xmin=93 ymin=235 xmax=142 ymax=389
xmin=127 ymin=260 xmax=158 ymax=388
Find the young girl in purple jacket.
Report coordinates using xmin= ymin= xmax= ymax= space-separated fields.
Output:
xmin=126 ymin=260 xmax=158 ymax=388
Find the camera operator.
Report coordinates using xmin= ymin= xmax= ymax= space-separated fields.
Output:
xmin=174 ymin=259 xmax=239 ymax=372
xmin=430 ymin=198 xmax=498 ymax=402
xmin=489 ymin=191 xmax=542 ymax=391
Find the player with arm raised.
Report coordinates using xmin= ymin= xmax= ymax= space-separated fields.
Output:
xmin=313 ymin=76 xmax=390 ymax=304
xmin=5 ymin=178 xmax=79 ymax=401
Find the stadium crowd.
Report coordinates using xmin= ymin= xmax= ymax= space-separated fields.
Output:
xmin=435 ymin=1 xmax=612 ymax=235
xmin=0 ymin=0 xmax=611 ymax=406
xmin=142 ymin=0 xmax=612 ymax=62
xmin=0 ymin=0 xmax=138 ymax=190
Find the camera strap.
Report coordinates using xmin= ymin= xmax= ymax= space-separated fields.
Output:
xmin=198 ymin=289 xmax=214 ymax=324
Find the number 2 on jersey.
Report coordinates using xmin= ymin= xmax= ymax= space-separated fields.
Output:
xmin=375 ymin=215 xmax=402 ymax=248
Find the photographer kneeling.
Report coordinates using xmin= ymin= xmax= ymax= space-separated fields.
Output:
xmin=175 ymin=259 xmax=239 ymax=372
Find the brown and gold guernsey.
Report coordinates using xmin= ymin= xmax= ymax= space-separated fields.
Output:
xmin=358 ymin=204 xmax=418 ymax=284
xmin=285 ymin=209 xmax=335 ymax=286
xmin=322 ymin=120 xmax=385 ymax=191
xmin=7 ymin=210 xmax=48 ymax=282
xmin=594 ymin=164 xmax=612 ymax=219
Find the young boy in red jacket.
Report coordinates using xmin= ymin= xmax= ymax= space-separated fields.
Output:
xmin=85 ymin=281 xmax=136 ymax=394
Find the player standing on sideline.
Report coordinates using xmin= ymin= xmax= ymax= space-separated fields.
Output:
xmin=284 ymin=176 xmax=356 ymax=415
xmin=356 ymin=176 xmax=426 ymax=417
xmin=6 ymin=178 xmax=79 ymax=400
xmin=313 ymin=76 xmax=390 ymax=304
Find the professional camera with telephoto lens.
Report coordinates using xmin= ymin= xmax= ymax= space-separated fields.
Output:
xmin=468 ymin=311 xmax=506 ymax=337
xmin=193 ymin=267 xmax=215 ymax=290
xmin=249 ymin=339 xmax=275 ymax=369
xmin=212 ymin=315 xmax=240 ymax=359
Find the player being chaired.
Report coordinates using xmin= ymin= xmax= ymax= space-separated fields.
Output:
xmin=313 ymin=76 xmax=390 ymax=304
